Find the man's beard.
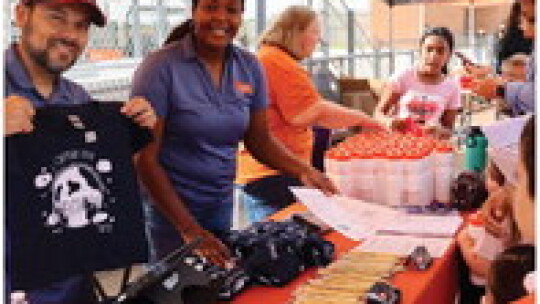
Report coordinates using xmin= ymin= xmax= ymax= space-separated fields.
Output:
xmin=22 ymin=27 xmax=81 ymax=75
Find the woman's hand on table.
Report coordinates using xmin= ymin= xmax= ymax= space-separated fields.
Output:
xmin=182 ymin=224 xmax=231 ymax=267
xmin=298 ymin=166 xmax=339 ymax=196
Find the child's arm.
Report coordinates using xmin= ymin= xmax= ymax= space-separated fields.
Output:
xmin=457 ymin=229 xmax=491 ymax=279
xmin=375 ymin=83 xmax=403 ymax=129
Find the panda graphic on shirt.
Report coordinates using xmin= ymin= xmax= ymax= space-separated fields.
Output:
xmin=33 ymin=148 xmax=117 ymax=233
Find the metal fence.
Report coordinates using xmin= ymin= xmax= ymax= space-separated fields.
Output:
xmin=5 ymin=0 xmax=500 ymax=101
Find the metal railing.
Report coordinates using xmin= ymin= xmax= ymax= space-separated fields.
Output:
xmin=5 ymin=0 xmax=500 ymax=102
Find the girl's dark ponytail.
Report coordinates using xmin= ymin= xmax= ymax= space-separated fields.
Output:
xmin=442 ymin=63 xmax=449 ymax=75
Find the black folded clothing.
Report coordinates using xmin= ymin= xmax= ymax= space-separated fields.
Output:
xmin=226 ymin=220 xmax=335 ymax=288
xmin=122 ymin=220 xmax=335 ymax=302
xmin=241 ymin=237 xmax=303 ymax=286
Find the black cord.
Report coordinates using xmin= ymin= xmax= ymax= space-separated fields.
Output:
xmin=119 ymin=266 xmax=133 ymax=295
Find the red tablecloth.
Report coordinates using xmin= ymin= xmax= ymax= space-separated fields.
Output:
xmin=230 ymin=203 xmax=459 ymax=304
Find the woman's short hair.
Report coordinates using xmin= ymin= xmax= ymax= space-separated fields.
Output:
xmin=258 ymin=5 xmax=318 ymax=59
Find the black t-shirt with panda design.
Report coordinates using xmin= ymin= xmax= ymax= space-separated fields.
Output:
xmin=6 ymin=102 xmax=152 ymax=290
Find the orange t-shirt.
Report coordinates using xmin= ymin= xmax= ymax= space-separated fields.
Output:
xmin=236 ymin=45 xmax=320 ymax=184
xmin=511 ymin=294 xmax=535 ymax=304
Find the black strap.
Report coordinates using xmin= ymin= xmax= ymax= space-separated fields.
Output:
xmin=114 ymin=237 xmax=204 ymax=303
xmin=92 ymin=274 xmax=109 ymax=302
xmin=119 ymin=266 xmax=133 ymax=296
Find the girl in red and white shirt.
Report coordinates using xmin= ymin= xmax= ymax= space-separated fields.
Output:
xmin=377 ymin=27 xmax=461 ymax=138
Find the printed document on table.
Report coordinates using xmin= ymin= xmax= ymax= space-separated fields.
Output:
xmin=376 ymin=214 xmax=463 ymax=238
xmin=290 ymin=187 xmax=398 ymax=240
xmin=355 ymin=235 xmax=454 ymax=258
xmin=334 ymin=195 xmax=398 ymax=222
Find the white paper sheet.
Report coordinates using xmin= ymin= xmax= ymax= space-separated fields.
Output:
xmin=488 ymin=145 xmax=519 ymax=185
xmin=354 ymin=235 xmax=416 ymax=256
xmin=481 ymin=116 xmax=529 ymax=149
xmin=292 ymin=187 xmax=463 ymax=241
xmin=355 ymin=235 xmax=454 ymax=258
xmin=376 ymin=214 xmax=463 ymax=238
xmin=415 ymin=237 xmax=455 ymax=258
xmin=290 ymin=187 xmax=369 ymax=240
xmin=290 ymin=187 xmax=399 ymax=240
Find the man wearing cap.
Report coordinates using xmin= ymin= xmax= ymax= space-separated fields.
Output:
xmin=5 ymin=0 xmax=156 ymax=303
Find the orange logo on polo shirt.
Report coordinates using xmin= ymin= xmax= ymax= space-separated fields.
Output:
xmin=236 ymin=81 xmax=254 ymax=95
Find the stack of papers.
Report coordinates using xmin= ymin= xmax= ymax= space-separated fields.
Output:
xmin=290 ymin=187 xmax=399 ymax=240
xmin=291 ymin=187 xmax=463 ymax=257
xmin=354 ymin=235 xmax=453 ymax=258
xmin=291 ymin=188 xmax=462 ymax=240
xmin=376 ymin=214 xmax=463 ymax=238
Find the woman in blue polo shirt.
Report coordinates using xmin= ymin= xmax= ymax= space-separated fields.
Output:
xmin=131 ymin=0 xmax=336 ymax=266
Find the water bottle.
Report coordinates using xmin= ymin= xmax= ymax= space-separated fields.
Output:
xmin=465 ymin=127 xmax=488 ymax=173
xmin=434 ymin=141 xmax=454 ymax=205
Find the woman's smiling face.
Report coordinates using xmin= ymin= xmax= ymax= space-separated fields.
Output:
xmin=192 ymin=0 xmax=243 ymax=51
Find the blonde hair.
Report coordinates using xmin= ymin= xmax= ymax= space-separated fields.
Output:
xmin=259 ymin=5 xmax=318 ymax=59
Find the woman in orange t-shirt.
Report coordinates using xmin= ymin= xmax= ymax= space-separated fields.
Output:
xmin=236 ymin=5 xmax=385 ymax=224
